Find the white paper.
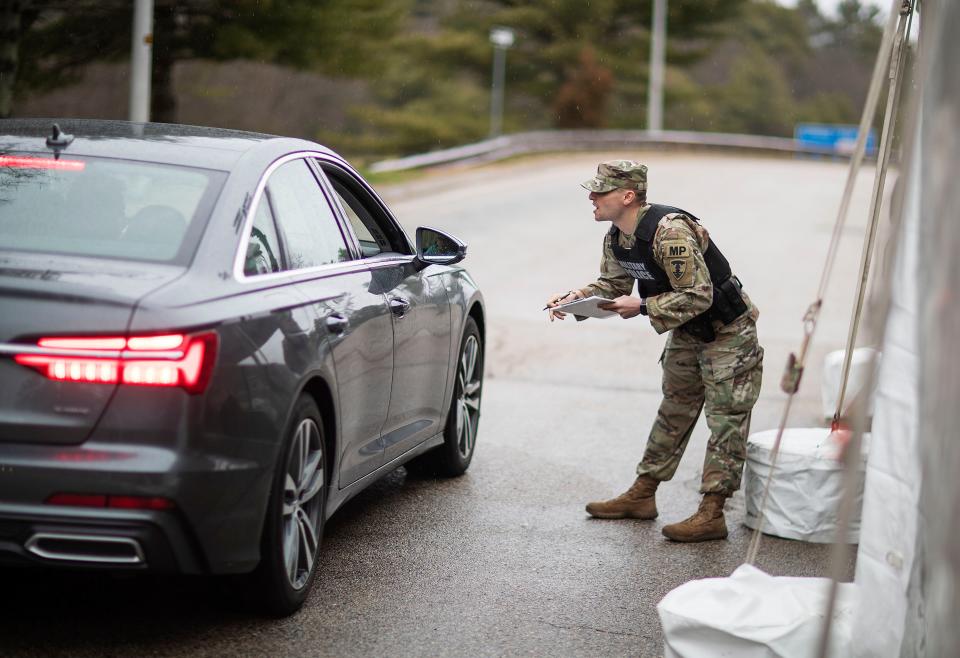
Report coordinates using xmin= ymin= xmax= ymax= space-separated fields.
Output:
xmin=549 ymin=295 xmax=618 ymax=319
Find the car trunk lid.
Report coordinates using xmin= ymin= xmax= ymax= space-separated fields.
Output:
xmin=0 ymin=253 xmax=185 ymax=444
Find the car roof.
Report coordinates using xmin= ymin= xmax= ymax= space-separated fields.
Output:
xmin=0 ymin=118 xmax=340 ymax=171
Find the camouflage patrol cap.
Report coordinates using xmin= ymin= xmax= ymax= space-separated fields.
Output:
xmin=581 ymin=160 xmax=648 ymax=193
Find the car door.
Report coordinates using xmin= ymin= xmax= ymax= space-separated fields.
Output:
xmin=316 ymin=160 xmax=452 ymax=463
xmin=257 ymin=156 xmax=394 ymax=486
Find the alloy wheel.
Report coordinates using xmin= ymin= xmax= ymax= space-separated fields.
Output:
xmin=455 ymin=334 xmax=482 ymax=459
xmin=282 ymin=418 xmax=324 ymax=590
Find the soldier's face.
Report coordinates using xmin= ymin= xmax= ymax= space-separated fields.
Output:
xmin=589 ymin=189 xmax=627 ymax=222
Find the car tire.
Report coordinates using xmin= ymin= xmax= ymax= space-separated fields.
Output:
xmin=249 ymin=394 xmax=327 ymax=617
xmin=408 ymin=316 xmax=483 ymax=477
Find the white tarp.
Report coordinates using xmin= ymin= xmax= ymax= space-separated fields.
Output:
xmin=657 ymin=564 xmax=854 ymax=658
xmin=743 ymin=428 xmax=869 ymax=544
xmin=820 ymin=347 xmax=880 ymax=420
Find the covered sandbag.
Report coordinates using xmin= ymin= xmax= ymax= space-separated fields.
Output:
xmin=744 ymin=428 xmax=869 ymax=543
xmin=820 ymin=347 xmax=880 ymax=420
xmin=657 ymin=563 xmax=854 ymax=658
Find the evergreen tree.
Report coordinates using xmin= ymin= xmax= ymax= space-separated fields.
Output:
xmin=10 ymin=0 xmax=409 ymax=122
xmin=5 ymin=0 xmax=887 ymax=155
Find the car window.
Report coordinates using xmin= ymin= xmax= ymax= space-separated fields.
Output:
xmin=321 ymin=164 xmax=410 ymax=258
xmin=244 ymin=193 xmax=283 ymax=276
xmin=0 ymin=153 xmax=224 ymax=264
xmin=329 ymin=182 xmax=380 ymax=258
xmin=265 ymin=159 xmax=349 ymax=270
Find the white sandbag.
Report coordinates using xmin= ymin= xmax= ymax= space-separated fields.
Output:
xmin=744 ymin=428 xmax=869 ymax=544
xmin=820 ymin=348 xmax=880 ymax=420
xmin=658 ymin=564 xmax=855 ymax=658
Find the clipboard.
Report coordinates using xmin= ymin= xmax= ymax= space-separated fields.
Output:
xmin=550 ymin=295 xmax=618 ymax=319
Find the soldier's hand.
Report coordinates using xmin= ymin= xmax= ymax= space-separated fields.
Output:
xmin=599 ymin=295 xmax=644 ymax=319
xmin=546 ymin=290 xmax=583 ymax=322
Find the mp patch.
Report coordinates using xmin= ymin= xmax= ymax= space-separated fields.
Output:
xmin=663 ymin=239 xmax=695 ymax=288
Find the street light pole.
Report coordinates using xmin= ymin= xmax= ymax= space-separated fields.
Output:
xmin=647 ymin=0 xmax=666 ymax=133
xmin=129 ymin=0 xmax=154 ymax=123
xmin=489 ymin=27 xmax=515 ymax=138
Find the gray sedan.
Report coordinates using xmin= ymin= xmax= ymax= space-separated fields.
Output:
xmin=0 ymin=119 xmax=485 ymax=616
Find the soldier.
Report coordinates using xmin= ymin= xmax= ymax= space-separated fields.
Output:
xmin=547 ymin=160 xmax=763 ymax=542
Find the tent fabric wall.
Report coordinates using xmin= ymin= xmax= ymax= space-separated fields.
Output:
xmin=849 ymin=142 xmax=920 ymax=656
xmin=911 ymin=0 xmax=960 ymax=651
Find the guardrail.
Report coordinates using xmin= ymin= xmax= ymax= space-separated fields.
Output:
xmin=369 ymin=129 xmax=847 ymax=173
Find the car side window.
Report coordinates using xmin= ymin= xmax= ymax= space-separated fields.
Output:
xmin=244 ymin=193 xmax=283 ymax=276
xmin=321 ymin=164 xmax=410 ymax=258
xmin=329 ymin=182 xmax=380 ymax=258
xmin=266 ymin=159 xmax=350 ymax=270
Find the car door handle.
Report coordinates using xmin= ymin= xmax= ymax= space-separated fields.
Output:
xmin=389 ymin=297 xmax=410 ymax=318
xmin=324 ymin=313 xmax=348 ymax=335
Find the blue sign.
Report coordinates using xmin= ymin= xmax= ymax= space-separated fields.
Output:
xmin=794 ymin=123 xmax=877 ymax=156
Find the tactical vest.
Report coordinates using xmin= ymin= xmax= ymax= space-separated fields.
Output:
xmin=609 ymin=204 xmax=747 ymax=341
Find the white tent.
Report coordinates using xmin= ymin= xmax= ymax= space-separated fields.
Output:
xmin=660 ymin=0 xmax=960 ymax=654
xmin=855 ymin=0 xmax=959 ymax=652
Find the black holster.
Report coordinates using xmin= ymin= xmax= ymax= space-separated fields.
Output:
xmin=712 ymin=276 xmax=748 ymax=324
xmin=678 ymin=276 xmax=748 ymax=343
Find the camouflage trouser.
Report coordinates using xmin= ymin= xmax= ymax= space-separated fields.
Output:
xmin=635 ymin=314 xmax=763 ymax=495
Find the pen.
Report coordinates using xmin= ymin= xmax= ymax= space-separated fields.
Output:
xmin=544 ymin=291 xmax=577 ymax=311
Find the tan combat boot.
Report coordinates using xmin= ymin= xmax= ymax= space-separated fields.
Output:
xmin=661 ymin=493 xmax=728 ymax=542
xmin=585 ymin=475 xmax=659 ymax=519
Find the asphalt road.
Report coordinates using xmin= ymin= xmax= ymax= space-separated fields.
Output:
xmin=0 ymin=151 xmax=880 ymax=657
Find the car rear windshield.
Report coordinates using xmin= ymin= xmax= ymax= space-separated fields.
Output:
xmin=0 ymin=153 xmax=226 ymax=264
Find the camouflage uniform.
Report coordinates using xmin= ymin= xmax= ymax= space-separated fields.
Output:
xmin=580 ymin=201 xmax=763 ymax=496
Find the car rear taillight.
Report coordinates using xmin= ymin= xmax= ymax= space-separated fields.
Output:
xmin=45 ymin=493 xmax=176 ymax=510
xmin=14 ymin=332 xmax=218 ymax=394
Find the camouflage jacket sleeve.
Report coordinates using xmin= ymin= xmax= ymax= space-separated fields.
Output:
xmin=645 ymin=215 xmax=714 ymax=334
xmin=578 ymin=232 xmax=635 ymax=300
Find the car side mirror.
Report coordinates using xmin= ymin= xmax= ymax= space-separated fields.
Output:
xmin=415 ymin=226 xmax=467 ymax=267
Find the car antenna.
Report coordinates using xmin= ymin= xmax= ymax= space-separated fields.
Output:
xmin=45 ymin=123 xmax=74 ymax=157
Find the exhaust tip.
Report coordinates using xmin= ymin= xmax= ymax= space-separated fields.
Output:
xmin=25 ymin=532 xmax=145 ymax=565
